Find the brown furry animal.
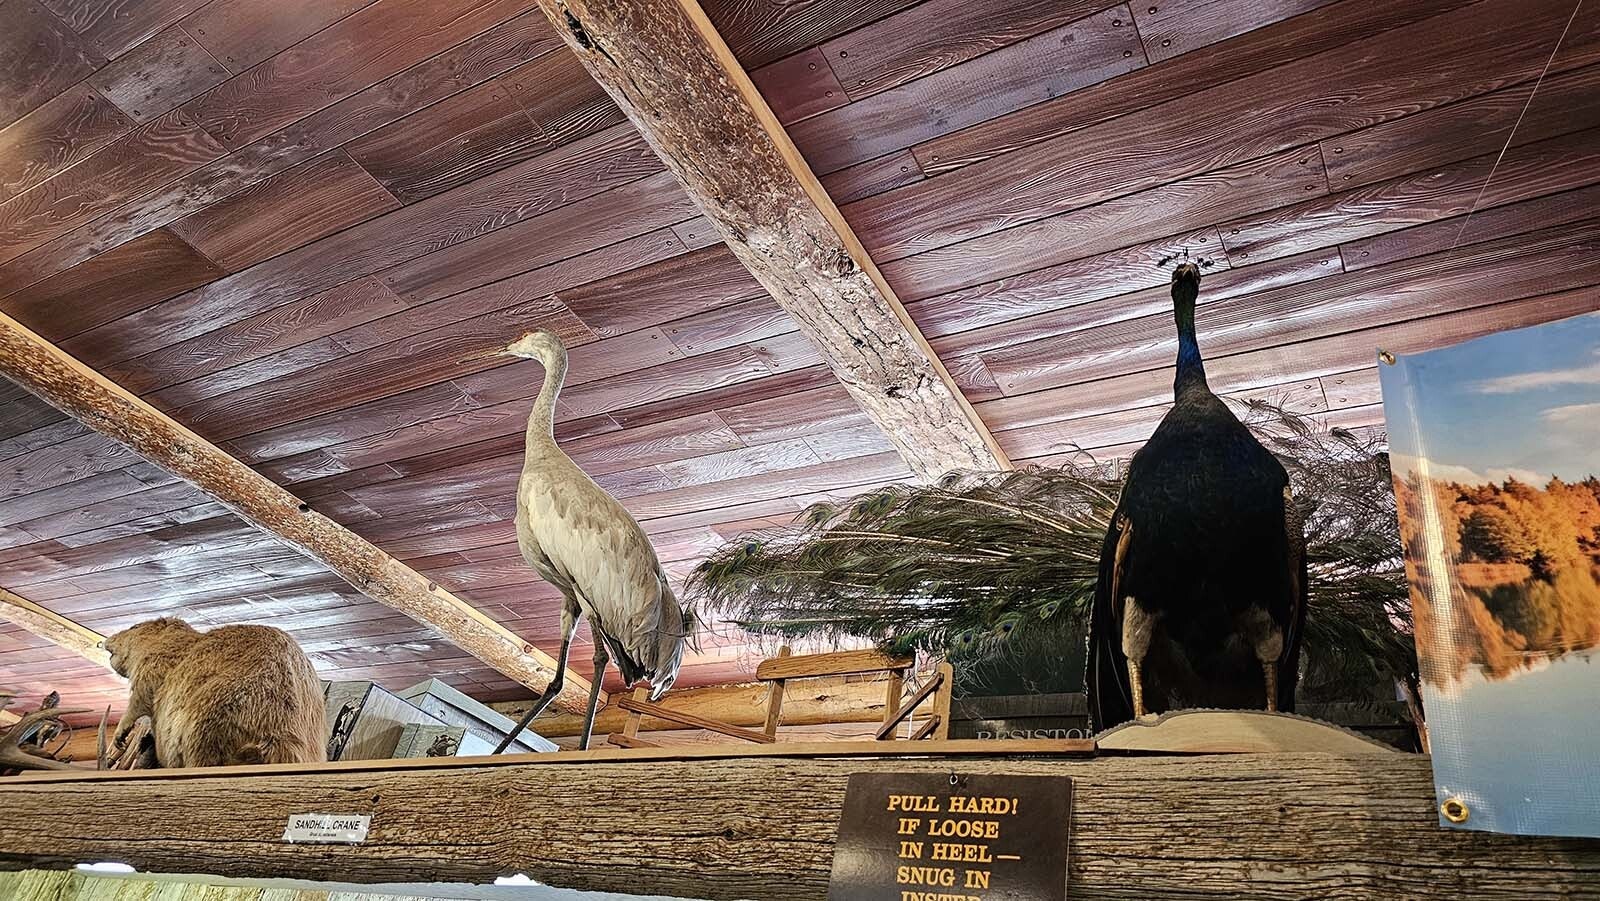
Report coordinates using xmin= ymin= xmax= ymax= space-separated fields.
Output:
xmin=104 ymin=618 xmax=326 ymax=767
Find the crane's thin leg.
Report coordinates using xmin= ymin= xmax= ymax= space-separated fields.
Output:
xmin=1241 ymin=607 xmax=1285 ymax=713
xmin=1121 ymin=596 xmax=1156 ymax=719
xmin=578 ymin=640 xmax=609 ymax=751
xmin=493 ymin=604 xmax=578 ymax=754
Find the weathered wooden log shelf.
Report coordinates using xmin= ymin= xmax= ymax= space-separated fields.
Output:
xmin=3 ymin=741 xmax=1598 ymax=899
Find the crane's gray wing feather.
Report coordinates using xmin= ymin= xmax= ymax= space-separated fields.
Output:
xmin=518 ymin=463 xmax=682 ymax=683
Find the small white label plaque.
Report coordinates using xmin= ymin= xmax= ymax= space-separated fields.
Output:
xmin=283 ymin=813 xmax=370 ymax=844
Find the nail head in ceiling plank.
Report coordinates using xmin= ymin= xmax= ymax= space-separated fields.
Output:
xmin=0 ymin=584 xmax=112 ymax=670
xmin=537 ymin=0 xmax=1011 ymax=480
xmin=0 ymin=310 xmax=594 ymax=713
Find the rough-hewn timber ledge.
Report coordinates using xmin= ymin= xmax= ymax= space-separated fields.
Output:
xmin=2 ymin=741 xmax=1597 ymax=899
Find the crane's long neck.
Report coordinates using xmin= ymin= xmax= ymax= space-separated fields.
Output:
xmin=525 ymin=345 xmax=568 ymax=446
xmin=1173 ymin=284 xmax=1208 ymax=393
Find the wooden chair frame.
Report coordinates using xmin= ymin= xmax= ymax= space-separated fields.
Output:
xmin=608 ymin=647 xmax=953 ymax=747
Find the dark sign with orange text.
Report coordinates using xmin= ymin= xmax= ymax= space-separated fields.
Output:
xmin=827 ymin=772 xmax=1071 ymax=901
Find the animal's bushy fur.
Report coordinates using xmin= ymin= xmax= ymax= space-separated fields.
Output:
xmin=104 ymin=618 xmax=326 ymax=767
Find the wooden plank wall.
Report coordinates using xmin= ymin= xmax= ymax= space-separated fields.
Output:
xmin=742 ymin=0 xmax=1600 ymax=467
xmin=0 ymin=0 xmax=918 ymax=715
xmin=1 ymin=0 xmax=1598 ymax=718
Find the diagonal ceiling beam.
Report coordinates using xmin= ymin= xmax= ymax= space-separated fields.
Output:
xmin=0 ymin=312 xmax=594 ymax=714
xmin=0 ymin=585 xmax=112 ymax=670
xmin=533 ymin=0 xmax=1012 ymax=480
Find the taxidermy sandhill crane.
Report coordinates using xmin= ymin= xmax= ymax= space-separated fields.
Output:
xmin=1086 ymin=262 xmax=1307 ymax=731
xmin=491 ymin=329 xmax=694 ymax=752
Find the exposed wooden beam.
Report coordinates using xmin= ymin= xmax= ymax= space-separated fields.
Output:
xmin=0 ymin=312 xmax=594 ymax=713
xmin=532 ymin=0 xmax=1011 ymax=480
xmin=0 ymin=586 xmax=111 ymax=670
xmin=4 ymin=745 xmax=1595 ymax=898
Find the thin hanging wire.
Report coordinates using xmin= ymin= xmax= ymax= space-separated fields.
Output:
xmin=1450 ymin=0 xmax=1585 ymax=250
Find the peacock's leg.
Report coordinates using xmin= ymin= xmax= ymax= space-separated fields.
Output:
xmin=1241 ymin=607 xmax=1285 ymax=712
xmin=577 ymin=628 xmax=610 ymax=751
xmin=1121 ymin=596 xmax=1157 ymax=719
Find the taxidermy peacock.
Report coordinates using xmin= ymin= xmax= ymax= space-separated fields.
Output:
xmin=690 ymin=403 xmax=1411 ymax=718
xmin=1085 ymin=262 xmax=1307 ymax=729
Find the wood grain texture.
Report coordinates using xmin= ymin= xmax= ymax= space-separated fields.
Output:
xmin=146 ymin=337 xmax=353 ymax=410
xmin=340 ymin=226 xmax=686 ymax=351
xmin=0 ymin=0 xmax=103 ymax=129
xmin=0 ymin=228 xmax=223 ymax=340
xmin=0 ymin=108 xmax=227 ymax=266
xmin=883 ymin=145 xmax=1322 ymax=297
xmin=1134 ymin=0 xmax=1337 ymax=63
xmin=173 ymin=296 xmax=597 ymax=442
xmin=345 ymin=77 xmax=552 ymax=203
xmin=910 ymin=0 xmax=1481 ymax=174
xmin=790 ymin=5 xmax=1143 ymax=174
xmin=748 ymin=47 xmax=848 ymax=124
xmin=0 ymin=468 xmax=145 ymax=526
xmin=664 ymin=297 xmax=796 ymax=355
xmin=179 ymin=0 xmax=381 ymax=72
xmin=1323 ymin=61 xmax=1600 ymax=188
xmin=0 ymin=13 xmax=560 ymax=295
xmin=823 ymin=0 xmax=1104 ymax=99
xmin=559 ymin=243 xmax=764 ymax=338
xmin=1341 ymin=182 xmax=1600 ymax=271
xmin=818 ymin=150 xmax=924 ymax=205
xmin=224 ymin=381 xmax=481 ymax=464
xmin=20 ymin=481 xmax=211 ymax=541
xmin=64 ymin=125 xmax=656 ymax=366
xmin=700 ymin=0 xmax=921 ymax=68
xmin=990 ymin=284 xmax=1600 ymax=453
xmin=41 ymin=0 xmax=210 ymax=58
xmin=0 ymin=433 xmax=136 ymax=503
xmin=379 ymin=168 xmax=694 ymax=303
xmin=503 ymin=42 xmax=627 ymax=146
xmin=107 ymin=276 xmax=407 ymax=395
xmin=169 ymin=150 xmax=400 ymax=271
xmin=1221 ymin=128 xmax=1600 ymax=264
xmin=933 ymin=246 xmax=1340 ymax=365
xmin=855 ymin=0 xmax=1600 ymax=260
xmin=5 ymin=750 xmax=1596 ymax=899
xmin=0 ymin=84 xmax=131 ymax=203
xmin=985 ymin=219 xmax=1600 ymax=396
xmin=182 ymin=0 xmax=534 ymax=148
xmin=906 ymin=229 xmax=1221 ymax=339
xmin=88 ymin=23 xmax=228 ymax=123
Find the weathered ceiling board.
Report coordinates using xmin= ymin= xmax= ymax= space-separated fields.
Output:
xmin=2 ymin=0 xmax=1598 ymax=720
xmin=0 ymin=0 xmax=915 ymax=716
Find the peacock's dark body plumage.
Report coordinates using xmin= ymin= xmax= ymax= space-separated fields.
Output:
xmin=1087 ymin=263 xmax=1307 ymax=730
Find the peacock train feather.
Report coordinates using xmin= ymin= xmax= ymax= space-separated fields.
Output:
xmin=688 ymin=403 xmax=1415 ymax=703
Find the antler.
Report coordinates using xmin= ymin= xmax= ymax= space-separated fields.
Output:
xmin=0 ymin=706 xmax=86 ymax=772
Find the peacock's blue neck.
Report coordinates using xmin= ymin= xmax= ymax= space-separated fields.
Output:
xmin=1173 ymin=292 xmax=1208 ymax=392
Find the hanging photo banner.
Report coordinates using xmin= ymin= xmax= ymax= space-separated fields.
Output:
xmin=1380 ymin=311 xmax=1600 ymax=838
xmin=827 ymin=771 xmax=1071 ymax=900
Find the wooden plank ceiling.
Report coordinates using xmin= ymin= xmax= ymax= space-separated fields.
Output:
xmin=2 ymin=0 xmax=1597 ymax=716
